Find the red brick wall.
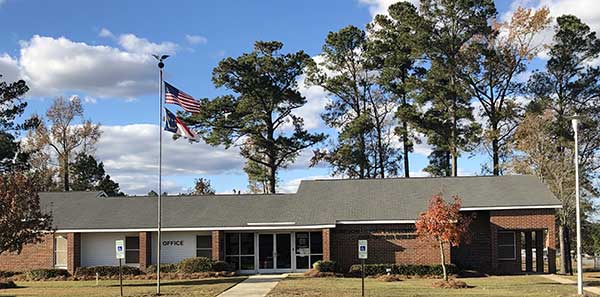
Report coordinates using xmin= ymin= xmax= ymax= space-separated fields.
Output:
xmin=330 ymin=224 xmax=449 ymax=272
xmin=67 ymin=233 xmax=81 ymax=274
xmin=0 ymin=233 xmax=54 ymax=272
xmin=211 ymin=231 xmax=224 ymax=261
xmin=139 ymin=232 xmax=152 ymax=271
xmin=489 ymin=209 xmax=556 ymax=274
xmin=322 ymin=229 xmax=331 ymax=261
xmin=451 ymin=211 xmax=492 ymax=272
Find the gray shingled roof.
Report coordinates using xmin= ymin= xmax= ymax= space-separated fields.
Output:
xmin=40 ymin=175 xmax=561 ymax=230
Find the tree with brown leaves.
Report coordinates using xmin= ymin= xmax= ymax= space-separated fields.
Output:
xmin=26 ymin=97 xmax=102 ymax=191
xmin=0 ymin=172 xmax=52 ymax=255
xmin=416 ymin=194 xmax=472 ymax=281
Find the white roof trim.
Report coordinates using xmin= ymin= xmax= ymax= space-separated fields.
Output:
xmin=55 ymin=225 xmax=336 ymax=233
xmin=337 ymin=220 xmax=415 ymax=224
xmin=247 ymin=222 xmax=296 ymax=226
xmin=460 ymin=205 xmax=562 ymax=211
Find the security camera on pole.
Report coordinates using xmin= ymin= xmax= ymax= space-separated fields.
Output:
xmin=572 ymin=115 xmax=583 ymax=296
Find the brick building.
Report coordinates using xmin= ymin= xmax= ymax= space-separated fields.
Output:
xmin=0 ymin=176 xmax=561 ymax=275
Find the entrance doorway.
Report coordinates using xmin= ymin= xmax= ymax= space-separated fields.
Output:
xmin=258 ymin=233 xmax=292 ymax=273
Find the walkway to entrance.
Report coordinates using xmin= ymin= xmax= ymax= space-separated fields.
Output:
xmin=218 ymin=274 xmax=287 ymax=297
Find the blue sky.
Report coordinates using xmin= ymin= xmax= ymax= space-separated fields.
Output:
xmin=0 ymin=0 xmax=597 ymax=195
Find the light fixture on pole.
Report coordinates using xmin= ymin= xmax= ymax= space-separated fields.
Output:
xmin=153 ymin=53 xmax=169 ymax=296
xmin=571 ymin=115 xmax=583 ymax=296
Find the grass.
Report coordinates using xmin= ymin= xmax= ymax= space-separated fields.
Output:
xmin=0 ymin=277 xmax=246 ymax=297
xmin=267 ymin=275 xmax=582 ymax=297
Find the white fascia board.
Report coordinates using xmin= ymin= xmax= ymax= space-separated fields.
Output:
xmin=337 ymin=220 xmax=416 ymax=224
xmin=459 ymin=204 xmax=563 ymax=211
xmin=247 ymin=222 xmax=296 ymax=226
xmin=55 ymin=225 xmax=336 ymax=233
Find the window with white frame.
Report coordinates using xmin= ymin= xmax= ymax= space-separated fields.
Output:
xmin=54 ymin=235 xmax=67 ymax=268
xmin=196 ymin=235 xmax=212 ymax=258
xmin=498 ymin=231 xmax=516 ymax=260
xmin=125 ymin=236 xmax=140 ymax=264
xmin=225 ymin=232 xmax=255 ymax=271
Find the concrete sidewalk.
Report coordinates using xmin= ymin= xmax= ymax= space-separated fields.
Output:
xmin=217 ymin=274 xmax=287 ymax=297
xmin=541 ymin=274 xmax=600 ymax=295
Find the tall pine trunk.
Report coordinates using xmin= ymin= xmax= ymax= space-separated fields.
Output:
xmin=402 ymin=123 xmax=410 ymax=178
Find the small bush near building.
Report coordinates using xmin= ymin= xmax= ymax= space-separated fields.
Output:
xmin=75 ymin=266 xmax=141 ymax=277
xmin=145 ymin=264 xmax=178 ymax=274
xmin=26 ymin=269 xmax=70 ymax=280
xmin=313 ymin=260 xmax=337 ymax=273
xmin=212 ymin=261 xmax=234 ymax=272
xmin=178 ymin=257 xmax=213 ymax=273
xmin=348 ymin=264 xmax=457 ymax=277
xmin=0 ymin=271 xmax=21 ymax=278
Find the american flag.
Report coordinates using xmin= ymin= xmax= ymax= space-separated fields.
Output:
xmin=164 ymin=81 xmax=201 ymax=114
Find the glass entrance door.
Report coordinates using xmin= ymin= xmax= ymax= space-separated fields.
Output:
xmin=276 ymin=234 xmax=291 ymax=269
xmin=258 ymin=234 xmax=274 ymax=270
xmin=258 ymin=233 xmax=292 ymax=272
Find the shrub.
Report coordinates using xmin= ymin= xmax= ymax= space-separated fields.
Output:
xmin=432 ymin=279 xmax=468 ymax=289
xmin=0 ymin=280 xmax=17 ymax=289
xmin=145 ymin=264 xmax=178 ymax=274
xmin=348 ymin=264 xmax=457 ymax=277
xmin=75 ymin=266 xmax=141 ymax=277
xmin=0 ymin=271 xmax=20 ymax=278
xmin=313 ymin=260 xmax=337 ymax=273
xmin=26 ymin=269 xmax=70 ymax=280
xmin=178 ymin=257 xmax=213 ymax=273
xmin=212 ymin=261 xmax=234 ymax=272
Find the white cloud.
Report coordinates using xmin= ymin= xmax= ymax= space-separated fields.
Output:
xmin=185 ymin=34 xmax=208 ymax=45
xmin=278 ymin=175 xmax=336 ymax=193
xmin=96 ymin=124 xmax=244 ymax=194
xmin=358 ymin=0 xmax=417 ymax=18
xmin=0 ymin=53 xmax=20 ymax=83
xmin=98 ymin=28 xmax=115 ymax=38
xmin=118 ymin=34 xmax=178 ymax=55
xmin=0 ymin=34 xmax=178 ymax=98
xmin=294 ymin=74 xmax=329 ymax=130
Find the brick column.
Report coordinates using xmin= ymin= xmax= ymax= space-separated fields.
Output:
xmin=322 ymin=229 xmax=331 ymax=261
xmin=212 ymin=231 xmax=224 ymax=261
xmin=548 ymin=224 xmax=557 ymax=273
xmin=67 ymin=233 xmax=81 ymax=275
xmin=139 ymin=232 xmax=152 ymax=271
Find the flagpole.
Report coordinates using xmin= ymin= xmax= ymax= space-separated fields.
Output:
xmin=155 ymin=55 xmax=168 ymax=296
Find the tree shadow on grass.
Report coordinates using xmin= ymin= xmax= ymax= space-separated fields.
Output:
xmin=110 ymin=277 xmax=245 ymax=288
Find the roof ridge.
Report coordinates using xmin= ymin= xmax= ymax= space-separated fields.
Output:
xmin=309 ymin=175 xmax=528 ymax=182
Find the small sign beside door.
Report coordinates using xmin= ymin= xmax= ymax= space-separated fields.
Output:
xmin=115 ymin=240 xmax=125 ymax=259
xmin=358 ymin=240 xmax=368 ymax=259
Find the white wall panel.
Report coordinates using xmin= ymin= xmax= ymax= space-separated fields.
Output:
xmin=150 ymin=231 xmax=211 ymax=264
xmin=81 ymin=232 xmax=139 ymax=267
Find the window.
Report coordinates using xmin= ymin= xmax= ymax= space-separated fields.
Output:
xmin=54 ymin=235 xmax=67 ymax=268
xmin=295 ymin=232 xmax=323 ymax=269
xmin=125 ymin=236 xmax=140 ymax=264
xmin=498 ymin=231 xmax=516 ymax=260
xmin=225 ymin=232 xmax=255 ymax=271
xmin=196 ymin=235 xmax=212 ymax=258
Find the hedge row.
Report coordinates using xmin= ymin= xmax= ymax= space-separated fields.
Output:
xmin=75 ymin=266 xmax=142 ymax=277
xmin=348 ymin=264 xmax=457 ymax=277
xmin=312 ymin=261 xmax=337 ymax=273
xmin=145 ymin=257 xmax=234 ymax=274
xmin=26 ymin=269 xmax=70 ymax=280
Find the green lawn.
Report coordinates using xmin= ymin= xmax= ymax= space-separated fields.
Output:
xmin=267 ymin=275 xmax=582 ymax=297
xmin=0 ymin=277 xmax=246 ymax=297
